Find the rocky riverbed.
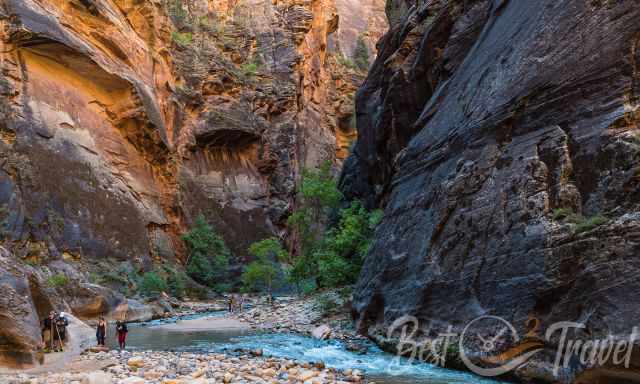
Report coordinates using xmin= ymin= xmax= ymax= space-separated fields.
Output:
xmin=3 ymin=350 xmax=367 ymax=384
xmin=0 ymin=293 xmax=373 ymax=384
xmin=235 ymin=291 xmax=361 ymax=342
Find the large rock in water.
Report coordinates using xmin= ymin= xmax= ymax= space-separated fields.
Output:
xmin=342 ymin=0 xmax=640 ymax=381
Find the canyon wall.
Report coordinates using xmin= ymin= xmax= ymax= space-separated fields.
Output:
xmin=0 ymin=0 xmax=385 ymax=367
xmin=343 ymin=0 xmax=640 ymax=381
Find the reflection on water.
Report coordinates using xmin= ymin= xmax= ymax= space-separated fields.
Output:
xmin=106 ymin=312 xmax=250 ymax=351
xmin=108 ymin=314 xmax=501 ymax=384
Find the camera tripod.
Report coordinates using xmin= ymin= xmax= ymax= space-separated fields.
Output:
xmin=45 ymin=321 xmax=65 ymax=353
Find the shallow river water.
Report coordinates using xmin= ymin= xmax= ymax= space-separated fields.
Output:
xmin=107 ymin=313 xmax=500 ymax=384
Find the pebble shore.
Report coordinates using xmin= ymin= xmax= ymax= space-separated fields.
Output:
xmin=4 ymin=350 xmax=367 ymax=384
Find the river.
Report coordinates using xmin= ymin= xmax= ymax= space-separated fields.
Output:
xmin=107 ymin=312 xmax=501 ymax=384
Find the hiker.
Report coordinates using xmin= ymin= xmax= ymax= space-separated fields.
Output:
xmin=228 ymin=295 xmax=234 ymax=313
xmin=42 ymin=311 xmax=55 ymax=351
xmin=96 ymin=317 xmax=107 ymax=346
xmin=54 ymin=312 xmax=69 ymax=351
xmin=238 ymin=294 xmax=245 ymax=313
xmin=115 ymin=320 xmax=128 ymax=350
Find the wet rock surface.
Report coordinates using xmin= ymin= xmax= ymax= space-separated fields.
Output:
xmin=342 ymin=0 xmax=640 ymax=381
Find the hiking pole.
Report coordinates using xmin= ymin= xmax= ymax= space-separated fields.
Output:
xmin=54 ymin=323 xmax=64 ymax=352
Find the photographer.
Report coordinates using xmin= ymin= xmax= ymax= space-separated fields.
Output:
xmin=54 ymin=312 xmax=69 ymax=351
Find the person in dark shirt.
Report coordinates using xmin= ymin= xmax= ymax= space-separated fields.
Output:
xmin=42 ymin=311 xmax=55 ymax=351
xmin=96 ymin=317 xmax=107 ymax=346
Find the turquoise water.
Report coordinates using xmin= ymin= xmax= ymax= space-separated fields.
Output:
xmin=108 ymin=313 xmax=500 ymax=383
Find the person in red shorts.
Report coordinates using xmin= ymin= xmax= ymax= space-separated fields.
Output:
xmin=115 ymin=320 xmax=128 ymax=350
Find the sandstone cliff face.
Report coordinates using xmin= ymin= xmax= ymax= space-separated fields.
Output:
xmin=0 ymin=0 xmax=385 ymax=367
xmin=343 ymin=0 xmax=640 ymax=380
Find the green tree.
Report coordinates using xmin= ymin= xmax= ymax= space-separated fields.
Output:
xmin=241 ymin=238 xmax=283 ymax=297
xmin=139 ymin=272 xmax=167 ymax=298
xmin=182 ymin=215 xmax=230 ymax=290
xmin=249 ymin=237 xmax=288 ymax=263
xmin=353 ymin=36 xmax=370 ymax=72
xmin=287 ymin=161 xmax=342 ymax=258
xmin=286 ymin=161 xmax=382 ymax=290
xmin=167 ymin=269 xmax=187 ymax=298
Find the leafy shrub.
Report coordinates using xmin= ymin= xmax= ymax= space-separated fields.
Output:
xmin=47 ymin=274 xmax=69 ymax=288
xmin=139 ymin=272 xmax=167 ymax=298
xmin=166 ymin=268 xmax=187 ymax=298
xmin=552 ymin=208 xmax=609 ymax=234
xmin=309 ymin=201 xmax=382 ymax=288
xmin=353 ymin=36 xmax=370 ymax=71
xmin=172 ymin=31 xmax=193 ymax=46
xmin=336 ymin=54 xmax=356 ymax=69
xmin=241 ymin=259 xmax=278 ymax=295
xmin=552 ymin=207 xmax=574 ymax=221
xmin=574 ymin=215 xmax=608 ymax=233
xmin=241 ymin=62 xmax=258 ymax=77
xmin=98 ymin=272 xmax=129 ymax=285
xmin=300 ymin=280 xmax=317 ymax=296
xmin=182 ymin=215 xmax=230 ymax=290
xmin=316 ymin=295 xmax=339 ymax=314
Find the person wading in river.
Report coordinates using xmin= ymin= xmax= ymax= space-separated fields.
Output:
xmin=228 ymin=295 xmax=234 ymax=313
xmin=115 ymin=320 xmax=128 ymax=350
xmin=96 ymin=317 xmax=107 ymax=347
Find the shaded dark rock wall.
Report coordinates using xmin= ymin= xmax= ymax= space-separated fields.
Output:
xmin=343 ymin=0 xmax=640 ymax=380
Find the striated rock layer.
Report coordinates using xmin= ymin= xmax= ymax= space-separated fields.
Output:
xmin=0 ymin=0 xmax=385 ymax=367
xmin=343 ymin=0 xmax=640 ymax=381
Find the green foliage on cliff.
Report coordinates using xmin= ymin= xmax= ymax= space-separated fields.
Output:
xmin=353 ymin=36 xmax=370 ymax=72
xmin=552 ymin=207 xmax=574 ymax=221
xmin=336 ymin=54 xmax=356 ymax=69
xmin=46 ymin=273 xmax=69 ymax=288
xmin=574 ymin=215 xmax=608 ymax=233
xmin=551 ymin=207 xmax=609 ymax=233
xmin=172 ymin=31 xmax=193 ymax=47
xmin=182 ymin=215 xmax=230 ymax=291
xmin=241 ymin=62 xmax=259 ymax=77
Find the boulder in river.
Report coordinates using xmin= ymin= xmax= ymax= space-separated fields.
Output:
xmin=311 ymin=324 xmax=332 ymax=340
